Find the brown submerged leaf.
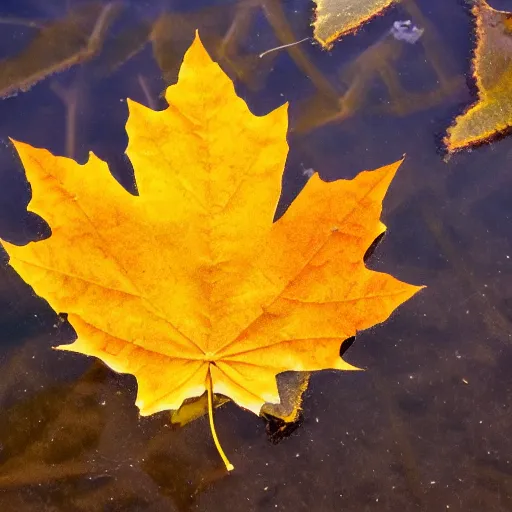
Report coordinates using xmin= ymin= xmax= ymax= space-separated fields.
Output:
xmin=0 ymin=2 xmax=119 ymax=99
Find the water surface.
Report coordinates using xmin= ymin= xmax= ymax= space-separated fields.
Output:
xmin=0 ymin=1 xmax=511 ymax=510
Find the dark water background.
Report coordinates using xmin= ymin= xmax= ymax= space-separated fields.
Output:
xmin=0 ymin=0 xmax=511 ymax=510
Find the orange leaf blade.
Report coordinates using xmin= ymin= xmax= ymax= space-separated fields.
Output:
xmin=3 ymin=33 xmax=421 ymax=425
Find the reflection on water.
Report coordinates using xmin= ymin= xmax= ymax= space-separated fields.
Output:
xmin=0 ymin=0 xmax=511 ymax=510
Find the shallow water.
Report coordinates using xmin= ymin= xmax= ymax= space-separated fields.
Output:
xmin=0 ymin=1 xmax=511 ymax=511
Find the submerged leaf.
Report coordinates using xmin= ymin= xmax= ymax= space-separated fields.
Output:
xmin=2 ymin=33 xmax=421 ymax=469
xmin=313 ymin=0 xmax=396 ymax=48
xmin=446 ymin=0 xmax=512 ymax=151
xmin=92 ymin=19 xmax=153 ymax=78
xmin=0 ymin=3 xmax=119 ymax=98
xmin=170 ymin=394 xmax=230 ymax=427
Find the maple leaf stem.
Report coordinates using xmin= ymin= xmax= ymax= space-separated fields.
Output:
xmin=207 ymin=368 xmax=234 ymax=472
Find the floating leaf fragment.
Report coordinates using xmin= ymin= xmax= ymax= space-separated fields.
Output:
xmin=2 ymin=32 xmax=421 ymax=471
xmin=313 ymin=0 xmax=396 ymax=48
xmin=260 ymin=372 xmax=310 ymax=424
xmin=446 ymin=0 xmax=512 ymax=151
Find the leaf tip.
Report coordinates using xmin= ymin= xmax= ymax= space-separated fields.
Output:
xmin=188 ymin=28 xmax=208 ymax=60
xmin=338 ymin=359 xmax=363 ymax=372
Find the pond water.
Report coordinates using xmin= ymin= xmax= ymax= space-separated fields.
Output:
xmin=0 ymin=0 xmax=511 ymax=510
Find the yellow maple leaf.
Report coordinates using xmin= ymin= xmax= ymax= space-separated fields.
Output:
xmin=2 ymin=33 xmax=421 ymax=471
xmin=446 ymin=0 xmax=512 ymax=151
xmin=313 ymin=0 xmax=396 ymax=48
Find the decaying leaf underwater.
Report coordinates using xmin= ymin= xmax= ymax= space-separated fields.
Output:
xmin=1 ymin=32 xmax=422 ymax=470
xmin=0 ymin=2 xmax=119 ymax=99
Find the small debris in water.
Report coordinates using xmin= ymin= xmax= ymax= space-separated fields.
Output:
xmin=301 ymin=166 xmax=315 ymax=178
xmin=390 ymin=20 xmax=424 ymax=44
